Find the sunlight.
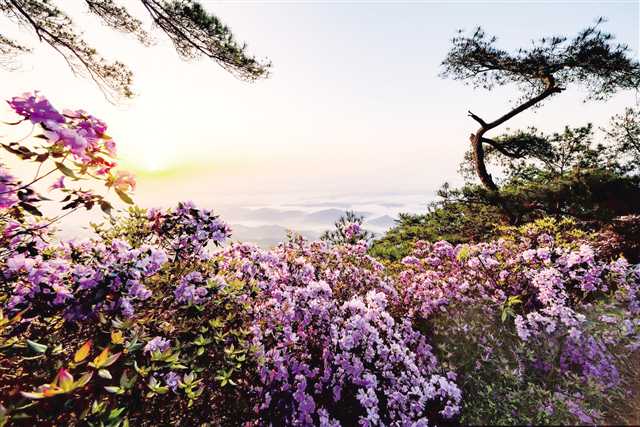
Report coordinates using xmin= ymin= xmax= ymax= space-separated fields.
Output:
xmin=2 ymin=2 xmax=639 ymax=424
xmin=127 ymin=147 xmax=175 ymax=173
xmin=141 ymin=155 xmax=167 ymax=172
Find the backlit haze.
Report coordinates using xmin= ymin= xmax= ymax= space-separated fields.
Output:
xmin=1 ymin=1 xmax=638 ymax=245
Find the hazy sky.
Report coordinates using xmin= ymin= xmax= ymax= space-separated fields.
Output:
xmin=1 ymin=1 xmax=639 ymax=208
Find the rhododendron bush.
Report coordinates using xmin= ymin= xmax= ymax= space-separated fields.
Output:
xmin=1 ymin=95 xmax=639 ymax=426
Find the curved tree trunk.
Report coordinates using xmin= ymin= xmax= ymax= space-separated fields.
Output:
xmin=467 ymin=77 xmax=564 ymax=193
xmin=470 ymin=129 xmax=499 ymax=192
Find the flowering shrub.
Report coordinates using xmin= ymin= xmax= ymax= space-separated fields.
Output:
xmin=148 ymin=201 xmax=231 ymax=260
xmin=398 ymin=219 xmax=640 ymax=424
xmin=1 ymin=94 xmax=639 ymax=426
xmin=3 ymin=238 xmax=167 ymax=319
xmin=320 ymin=210 xmax=374 ymax=246
xmin=216 ymin=238 xmax=460 ymax=425
xmin=252 ymin=285 xmax=460 ymax=425
xmin=4 ymin=92 xmax=134 ymax=217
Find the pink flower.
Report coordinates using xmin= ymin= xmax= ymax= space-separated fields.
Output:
xmin=112 ymin=171 xmax=136 ymax=192
xmin=49 ymin=176 xmax=65 ymax=190
xmin=344 ymin=223 xmax=361 ymax=240
xmin=104 ymin=139 xmax=117 ymax=156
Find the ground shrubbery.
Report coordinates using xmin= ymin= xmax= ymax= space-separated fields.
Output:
xmin=1 ymin=94 xmax=639 ymax=426
xmin=3 ymin=206 xmax=639 ymax=425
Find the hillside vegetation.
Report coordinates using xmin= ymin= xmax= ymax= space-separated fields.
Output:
xmin=1 ymin=17 xmax=640 ymax=426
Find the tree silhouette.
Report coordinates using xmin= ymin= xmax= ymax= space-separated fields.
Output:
xmin=441 ymin=18 xmax=640 ymax=193
xmin=604 ymin=107 xmax=640 ymax=170
xmin=321 ymin=211 xmax=374 ymax=246
xmin=1 ymin=0 xmax=271 ymax=101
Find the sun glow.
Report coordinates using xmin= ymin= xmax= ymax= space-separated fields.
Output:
xmin=142 ymin=155 xmax=168 ymax=172
xmin=124 ymin=145 xmax=178 ymax=174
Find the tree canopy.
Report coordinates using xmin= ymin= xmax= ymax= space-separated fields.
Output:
xmin=375 ymin=18 xmax=640 ymax=260
xmin=604 ymin=107 xmax=640 ymax=170
xmin=441 ymin=18 xmax=640 ymax=193
xmin=0 ymin=0 xmax=271 ymax=101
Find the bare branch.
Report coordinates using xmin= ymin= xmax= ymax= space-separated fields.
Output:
xmin=467 ymin=110 xmax=487 ymax=127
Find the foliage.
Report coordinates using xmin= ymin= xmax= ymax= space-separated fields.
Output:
xmin=458 ymin=120 xmax=640 ymax=224
xmin=320 ymin=210 xmax=374 ymax=246
xmin=604 ymin=107 xmax=640 ymax=171
xmin=369 ymin=193 xmax=505 ymax=262
xmin=374 ymin=114 xmax=640 ymax=262
xmin=0 ymin=0 xmax=270 ymax=101
xmin=397 ymin=218 xmax=640 ymax=425
xmin=1 ymin=84 xmax=639 ymax=427
xmin=441 ymin=18 xmax=640 ymax=193
xmin=441 ymin=17 xmax=640 ymax=101
xmin=459 ymin=124 xmax=607 ymax=180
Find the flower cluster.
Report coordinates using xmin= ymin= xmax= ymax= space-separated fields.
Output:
xmin=397 ymin=227 xmax=640 ymax=423
xmin=343 ymin=222 xmax=361 ymax=240
xmin=8 ymin=92 xmax=118 ymax=174
xmin=68 ymin=239 xmax=168 ymax=318
xmin=215 ymin=239 xmax=460 ymax=425
xmin=8 ymin=92 xmax=64 ymax=124
xmin=3 ymin=237 xmax=168 ymax=319
xmin=174 ymin=271 xmax=209 ymax=305
xmin=148 ymin=201 xmax=230 ymax=260
xmin=252 ymin=285 xmax=461 ymax=425
xmin=3 ymin=92 xmax=135 ymax=221
xmin=144 ymin=336 xmax=171 ymax=354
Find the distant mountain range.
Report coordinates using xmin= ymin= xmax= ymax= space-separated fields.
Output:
xmin=224 ymin=211 xmax=398 ymax=247
xmin=218 ymin=207 xmax=372 ymax=225
xmin=365 ymin=214 xmax=396 ymax=229
xmin=229 ymin=224 xmax=321 ymax=248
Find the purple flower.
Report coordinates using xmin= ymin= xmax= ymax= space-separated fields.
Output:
xmin=144 ymin=336 xmax=170 ymax=354
xmin=8 ymin=92 xmax=65 ymax=124
xmin=49 ymin=176 xmax=66 ymax=190
xmin=165 ymin=371 xmax=180 ymax=392
xmin=174 ymin=271 xmax=208 ymax=305
xmin=44 ymin=122 xmax=88 ymax=157
xmin=120 ymin=297 xmax=134 ymax=318
xmin=344 ymin=223 xmax=361 ymax=240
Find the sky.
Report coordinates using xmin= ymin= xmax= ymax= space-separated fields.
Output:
xmin=0 ymin=1 xmax=639 ymax=234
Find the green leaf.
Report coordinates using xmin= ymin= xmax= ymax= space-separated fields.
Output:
xmin=26 ymin=340 xmax=47 ymax=354
xmin=34 ymin=152 xmax=49 ymax=163
xmin=507 ymin=295 xmax=523 ymax=306
xmin=104 ymin=386 xmax=124 ymax=394
xmin=19 ymin=203 xmax=43 ymax=217
xmin=74 ymin=372 xmax=94 ymax=388
xmin=55 ymin=162 xmax=77 ymax=179
xmin=91 ymin=400 xmax=106 ymax=414
xmin=120 ymin=371 xmax=137 ymax=389
xmin=100 ymin=201 xmax=113 ymax=216
xmin=108 ymin=407 xmax=126 ymax=420
xmin=98 ymin=369 xmax=112 ymax=379
xmin=115 ymin=189 xmax=133 ymax=205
